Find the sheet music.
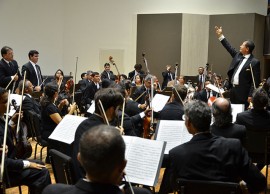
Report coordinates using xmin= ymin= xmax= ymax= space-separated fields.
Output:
xmin=152 ymin=94 xmax=170 ymax=112
xmin=231 ymin=104 xmax=244 ymax=122
xmin=10 ymin=94 xmax=25 ymax=106
xmin=87 ymin=100 xmax=95 ymax=113
xmin=49 ymin=115 xmax=87 ymax=144
xmin=156 ymin=120 xmax=192 ymax=154
xmin=206 ymin=83 xmax=224 ymax=94
xmin=123 ymin=136 xmax=165 ymax=186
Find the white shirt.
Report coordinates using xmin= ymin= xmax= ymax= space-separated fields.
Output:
xmin=232 ymin=55 xmax=250 ymax=85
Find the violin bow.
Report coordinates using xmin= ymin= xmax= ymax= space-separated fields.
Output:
xmin=98 ymin=100 xmax=109 ymax=125
xmin=120 ymin=98 xmax=125 ymax=129
xmin=16 ymin=72 xmax=26 ymax=134
xmin=249 ymin=63 xmax=257 ymax=89
xmin=5 ymin=73 xmax=18 ymax=90
xmin=174 ymin=63 xmax=179 ymax=85
xmin=72 ymin=57 xmax=78 ymax=104
xmin=0 ymin=90 xmax=11 ymax=184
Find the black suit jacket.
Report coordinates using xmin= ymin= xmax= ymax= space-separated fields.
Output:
xmin=194 ymin=89 xmax=218 ymax=103
xmin=0 ymin=59 xmax=21 ymax=91
xmin=159 ymin=101 xmax=184 ymax=120
xmin=131 ymin=85 xmax=148 ymax=105
xmin=21 ymin=62 xmax=43 ymax=88
xmin=22 ymin=94 xmax=41 ymax=115
xmin=210 ymin=123 xmax=246 ymax=145
xmin=42 ymin=179 xmax=122 ymax=194
xmin=221 ymin=38 xmax=260 ymax=103
xmin=235 ymin=109 xmax=270 ymax=131
xmin=128 ymin=70 xmax=145 ymax=80
xmin=82 ymin=81 xmax=100 ymax=105
xmin=162 ymin=71 xmax=175 ymax=89
xmin=159 ymin=133 xmax=266 ymax=194
xmin=100 ymin=70 xmax=114 ymax=80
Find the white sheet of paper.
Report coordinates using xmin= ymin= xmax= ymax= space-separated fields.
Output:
xmin=231 ymin=104 xmax=244 ymax=122
xmin=87 ymin=100 xmax=95 ymax=113
xmin=206 ymin=83 xmax=224 ymax=94
xmin=156 ymin=120 xmax=192 ymax=154
xmin=123 ymin=136 xmax=165 ymax=186
xmin=10 ymin=94 xmax=25 ymax=106
xmin=152 ymin=94 xmax=170 ymax=112
xmin=48 ymin=115 xmax=87 ymax=144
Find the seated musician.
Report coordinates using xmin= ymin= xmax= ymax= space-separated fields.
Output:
xmin=159 ymin=100 xmax=266 ymax=194
xmin=194 ymin=79 xmax=218 ymax=103
xmin=0 ymin=87 xmax=51 ymax=194
xmin=42 ymin=125 xmax=151 ymax=194
xmin=159 ymin=85 xmax=187 ymax=120
xmin=40 ymin=82 xmax=76 ymax=162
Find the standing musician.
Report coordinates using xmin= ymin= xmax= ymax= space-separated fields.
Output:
xmin=215 ymin=26 xmax=260 ymax=108
xmin=0 ymin=46 xmax=21 ymax=93
xmin=21 ymin=50 xmax=43 ymax=92
xmin=196 ymin=66 xmax=208 ymax=92
xmin=0 ymin=87 xmax=51 ymax=194
xmin=161 ymin=65 xmax=175 ymax=89
xmin=101 ymin=63 xmax=115 ymax=81
xmin=128 ymin=63 xmax=145 ymax=83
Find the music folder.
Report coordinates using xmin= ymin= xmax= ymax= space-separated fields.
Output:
xmin=123 ymin=136 xmax=166 ymax=186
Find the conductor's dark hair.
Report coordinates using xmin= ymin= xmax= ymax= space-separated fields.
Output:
xmin=173 ymin=85 xmax=187 ymax=103
xmin=245 ymin=40 xmax=255 ymax=53
xmin=94 ymin=88 xmax=123 ymax=115
xmin=134 ymin=64 xmax=142 ymax=70
xmin=0 ymin=87 xmax=7 ymax=100
xmin=212 ymin=98 xmax=232 ymax=127
xmin=40 ymin=82 xmax=58 ymax=107
xmin=252 ymin=88 xmax=268 ymax=110
xmin=28 ymin=50 xmax=39 ymax=58
xmin=79 ymin=125 xmax=125 ymax=180
xmin=184 ymin=100 xmax=211 ymax=132
xmin=1 ymin=46 xmax=12 ymax=57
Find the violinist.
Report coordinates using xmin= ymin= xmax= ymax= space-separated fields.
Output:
xmin=52 ymin=69 xmax=65 ymax=92
xmin=40 ymin=82 xmax=76 ymax=163
xmin=0 ymin=87 xmax=51 ymax=194
xmin=131 ymin=74 xmax=143 ymax=87
xmin=159 ymin=85 xmax=187 ymax=120
xmin=101 ymin=63 xmax=115 ymax=81
xmin=194 ymin=79 xmax=218 ymax=103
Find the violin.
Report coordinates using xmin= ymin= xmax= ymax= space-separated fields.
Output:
xmin=11 ymin=100 xmax=32 ymax=159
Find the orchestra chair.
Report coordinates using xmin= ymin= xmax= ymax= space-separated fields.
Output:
xmin=245 ymin=130 xmax=270 ymax=193
xmin=27 ymin=110 xmax=48 ymax=161
xmin=175 ymin=179 xmax=242 ymax=194
xmin=3 ymin=168 xmax=24 ymax=194
xmin=49 ymin=149 xmax=76 ymax=185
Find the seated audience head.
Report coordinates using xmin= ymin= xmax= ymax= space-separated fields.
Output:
xmin=212 ymin=98 xmax=232 ymax=127
xmin=173 ymin=85 xmax=187 ymax=103
xmin=78 ymin=124 xmax=126 ymax=185
xmin=41 ymin=82 xmax=58 ymax=106
xmin=184 ymin=100 xmax=211 ymax=134
xmin=94 ymin=88 xmax=123 ymax=120
xmin=18 ymin=79 xmax=34 ymax=95
xmin=252 ymin=88 xmax=269 ymax=110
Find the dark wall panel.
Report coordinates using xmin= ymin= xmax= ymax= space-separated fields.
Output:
xmin=137 ymin=14 xmax=182 ymax=82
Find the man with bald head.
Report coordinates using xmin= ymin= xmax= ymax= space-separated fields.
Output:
xmin=215 ymin=26 xmax=260 ymax=108
xmin=210 ymin=97 xmax=246 ymax=144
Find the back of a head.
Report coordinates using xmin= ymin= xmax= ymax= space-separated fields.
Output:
xmin=40 ymin=82 xmax=58 ymax=106
xmin=79 ymin=125 xmax=125 ymax=182
xmin=212 ymin=98 xmax=232 ymax=127
xmin=94 ymin=88 xmax=123 ymax=114
xmin=173 ymin=85 xmax=187 ymax=103
xmin=252 ymin=88 xmax=268 ymax=110
xmin=184 ymin=100 xmax=211 ymax=132
xmin=18 ymin=79 xmax=31 ymax=94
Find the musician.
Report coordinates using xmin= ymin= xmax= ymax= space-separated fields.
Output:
xmin=0 ymin=46 xmax=21 ymax=93
xmin=162 ymin=65 xmax=175 ymax=89
xmin=215 ymin=26 xmax=260 ymax=107
xmin=194 ymin=80 xmax=218 ymax=103
xmin=196 ymin=66 xmax=207 ymax=92
xmin=210 ymin=98 xmax=246 ymax=145
xmin=81 ymin=72 xmax=101 ymax=109
xmin=128 ymin=63 xmax=145 ymax=83
xmin=73 ymin=88 xmax=124 ymax=181
xmin=77 ymin=72 xmax=87 ymax=92
xmin=101 ymin=63 xmax=115 ymax=81
xmin=0 ymin=87 xmax=51 ymax=194
xmin=159 ymin=85 xmax=187 ymax=120
xmin=40 ymin=82 xmax=76 ymax=162
xmin=42 ymin=125 xmax=151 ymax=194
xmin=131 ymin=74 xmax=143 ymax=87
xmin=21 ymin=50 xmax=43 ymax=92
xmin=130 ymin=74 xmax=155 ymax=106
xmin=159 ymin=100 xmax=266 ymax=194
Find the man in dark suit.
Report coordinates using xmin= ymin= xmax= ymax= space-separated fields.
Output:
xmin=0 ymin=46 xmax=21 ymax=93
xmin=159 ymin=100 xmax=266 ymax=194
xmin=43 ymin=125 xmax=151 ymax=194
xmin=21 ymin=50 xmax=43 ymax=92
xmin=210 ymin=97 xmax=246 ymax=145
xmin=159 ymin=85 xmax=187 ymax=120
xmin=128 ymin=63 xmax=145 ymax=83
xmin=161 ymin=65 xmax=175 ymax=89
xmin=100 ymin=63 xmax=115 ymax=81
xmin=215 ymin=26 xmax=260 ymax=107
xmin=0 ymin=87 xmax=51 ymax=194
xmin=196 ymin=66 xmax=208 ymax=91
xmin=194 ymin=80 xmax=218 ymax=103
